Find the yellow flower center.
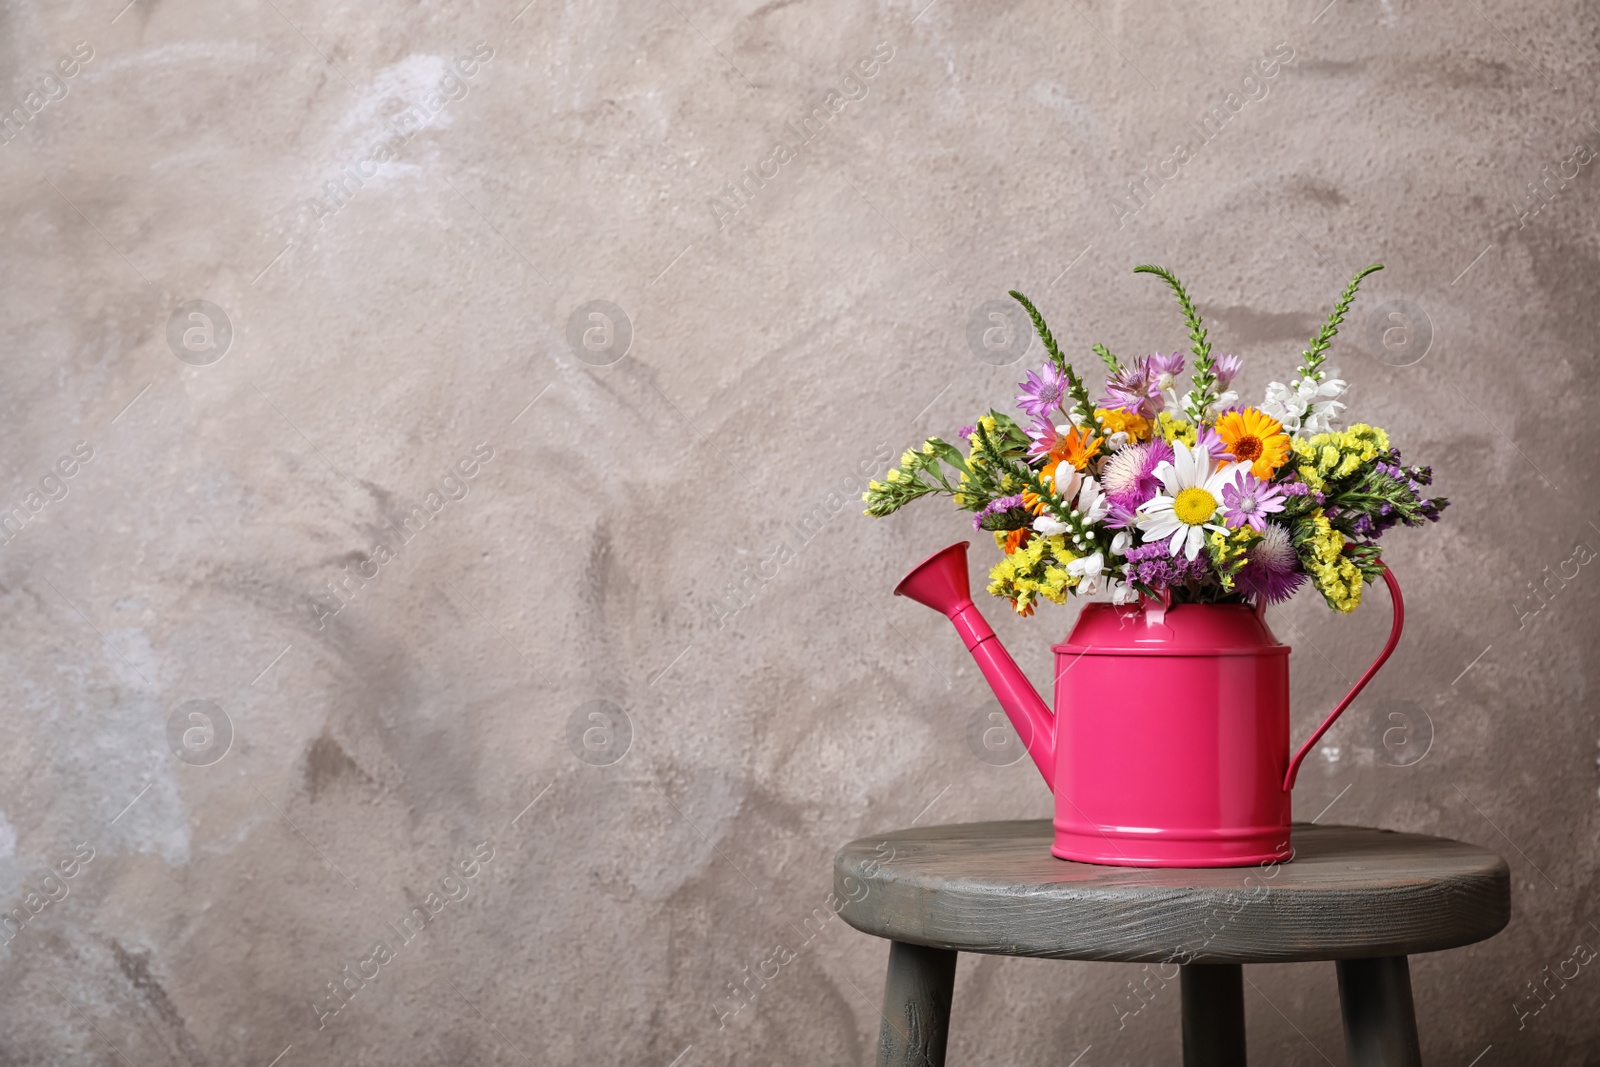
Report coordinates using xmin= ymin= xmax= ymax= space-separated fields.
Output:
xmin=1173 ymin=487 xmax=1218 ymax=526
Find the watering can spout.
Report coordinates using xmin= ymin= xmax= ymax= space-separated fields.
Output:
xmin=895 ymin=542 xmax=1057 ymax=790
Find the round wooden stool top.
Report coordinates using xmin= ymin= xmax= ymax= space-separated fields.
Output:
xmin=835 ymin=820 xmax=1510 ymax=965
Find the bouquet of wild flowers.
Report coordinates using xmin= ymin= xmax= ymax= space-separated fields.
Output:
xmin=863 ymin=265 xmax=1447 ymax=615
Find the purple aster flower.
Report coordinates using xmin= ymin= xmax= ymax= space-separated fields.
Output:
xmin=1015 ymin=364 xmax=1068 ymax=419
xmin=1213 ymin=354 xmax=1242 ymax=389
xmin=1236 ymin=523 xmax=1307 ymax=604
xmin=972 ymin=494 xmax=1027 ymax=530
xmin=1219 ymin=469 xmax=1287 ymax=532
xmin=1194 ymin=425 xmax=1225 ymax=460
xmin=1099 ymin=362 xmax=1153 ymax=415
xmin=1100 ymin=439 xmax=1172 ymax=510
xmin=1105 ymin=499 xmax=1141 ymax=530
xmin=1100 ymin=352 xmax=1184 ymax=419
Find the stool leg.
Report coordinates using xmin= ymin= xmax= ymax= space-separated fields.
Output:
xmin=1336 ymin=956 xmax=1422 ymax=1066
xmin=1180 ymin=963 xmax=1247 ymax=1066
xmin=876 ymin=941 xmax=957 ymax=1067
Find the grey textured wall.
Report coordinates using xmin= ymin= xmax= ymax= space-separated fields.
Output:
xmin=0 ymin=0 xmax=1596 ymax=1063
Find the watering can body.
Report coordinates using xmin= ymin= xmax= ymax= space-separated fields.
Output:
xmin=896 ymin=542 xmax=1404 ymax=868
xmin=1050 ymin=602 xmax=1292 ymax=866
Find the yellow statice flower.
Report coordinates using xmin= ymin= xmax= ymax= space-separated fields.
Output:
xmin=1293 ymin=424 xmax=1392 ymax=491
xmin=953 ymin=470 xmax=971 ymax=507
xmin=1039 ymin=565 xmax=1074 ymax=602
xmin=987 ymin=533 xmax=1079 ymax=614
xmin=1207 ymin=527 xmax=1254 ymax=592
xmin=1156 ymin=411 xmax=1197 ymax=447
xmin=1302 ymin=509 xmax=1364 ymax=612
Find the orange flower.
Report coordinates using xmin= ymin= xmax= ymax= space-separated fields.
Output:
xmin=1094 ymin=407 xmax=1151 ymax=442
xmin=1041 ymin=425 xmax=1104 ymax=488
xmin=1021 ymin=490 xmax=1047 ymax=516
xmin=1003 ymin=528 xmax=1031 ymax=555
xmin=1215 ymin=407 xmax=1292 ymax=479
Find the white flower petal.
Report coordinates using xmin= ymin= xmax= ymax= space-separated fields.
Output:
xmin=1138 ymin=509 xmax=1180 ymax=541
xmin=1153 ymin=460 xmax=1179 ymax=495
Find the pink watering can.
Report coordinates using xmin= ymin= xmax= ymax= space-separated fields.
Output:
xmin=896 ymin=542 xmax=1405 ymax=867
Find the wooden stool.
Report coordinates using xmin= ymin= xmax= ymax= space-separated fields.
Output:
xmin=835 ymin=820 xmax=1509 ymax=1066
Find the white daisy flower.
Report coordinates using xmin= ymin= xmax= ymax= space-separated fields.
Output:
xmin=1136 ymin=442 xmax=1249 ymax=560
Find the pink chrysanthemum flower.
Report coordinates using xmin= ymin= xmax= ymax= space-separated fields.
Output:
xmin=1214 ymin=353 xmax=1242 ymax=390
xmin=1100 ymin=352 xmax=1186 ymax=418
xmin=1100 ymin=439 xmax=1172 ymax=510
xmin=1148 ymin=351 xmax=1186 ymax=391
xmin=1219 ymin=468 xmax=1287 ymax=532
xmin=1025 ymin=414 xmax=1062 ymax=457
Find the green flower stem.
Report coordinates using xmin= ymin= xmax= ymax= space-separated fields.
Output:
xmin=1300 ymin=264 xmax=1383 ymax=379
xmin=1133 ymin=264 xmax=1214 ymax=414
xmin=975 ymin=422 xmax=1105 ymax=556
xmin=1007 ymin=290 xmax=1106 ymax=440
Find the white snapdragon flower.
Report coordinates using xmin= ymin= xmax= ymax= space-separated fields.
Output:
xmin=1261 ymin=372 xmax=1347 ymax=436
xmin=1074 ymin=476 xmax=1110 ymax=526
xmin=1066 ymin=551 xmax=1106 ymax=595
xmin=1033 ymin=515 xmax=1070 ymax=536
xmin=1034 ymin=477 xmax=1108 ymax=540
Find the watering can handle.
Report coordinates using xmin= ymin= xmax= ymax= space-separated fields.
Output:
xmin=1283 ymin=564 xmax=1405 ymax=792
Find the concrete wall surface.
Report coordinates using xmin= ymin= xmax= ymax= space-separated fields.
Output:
xmin=0 ymin=0 xmax=1597 ymax=1062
